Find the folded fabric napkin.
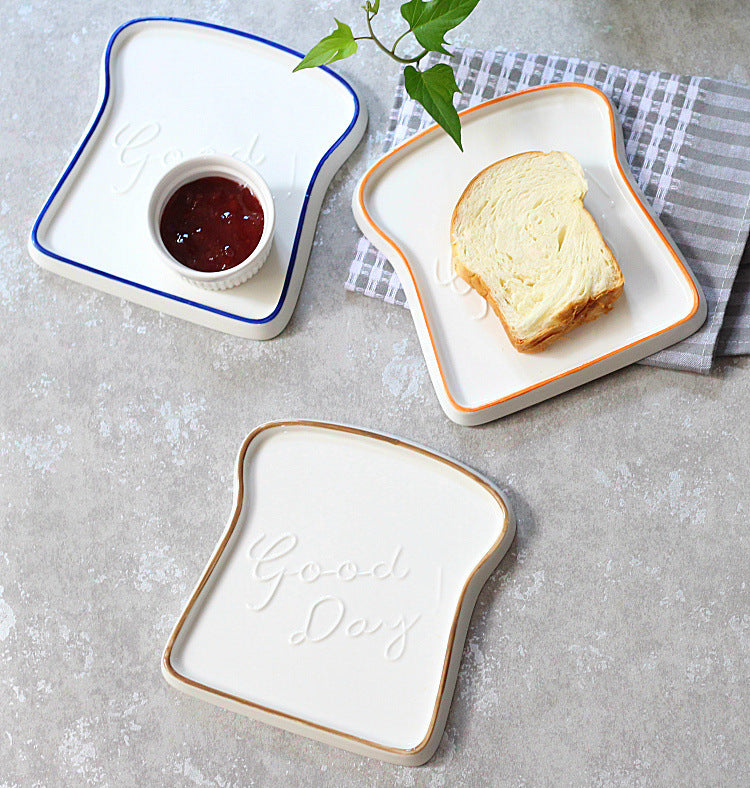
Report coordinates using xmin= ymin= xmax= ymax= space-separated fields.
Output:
xmin=347 ymin=48 xmax=750 ymax=372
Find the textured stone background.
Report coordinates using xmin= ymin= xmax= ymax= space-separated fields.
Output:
xmin=1 ymin=1 xmax=749 ymax=785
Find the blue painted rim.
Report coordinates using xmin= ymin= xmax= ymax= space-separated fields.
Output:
xmin=30 ymin=16 xmax=363 ymax=325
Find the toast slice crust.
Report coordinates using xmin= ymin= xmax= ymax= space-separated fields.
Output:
xmin=450 ymin=151 xmax=624 ymax=352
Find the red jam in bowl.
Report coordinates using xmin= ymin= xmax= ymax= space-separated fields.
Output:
xmin=159 ymin=176 xmax=264 ymax=272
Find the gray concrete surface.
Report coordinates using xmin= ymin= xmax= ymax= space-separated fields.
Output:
xmin=2 ymin=1 xmax=749 ymax=785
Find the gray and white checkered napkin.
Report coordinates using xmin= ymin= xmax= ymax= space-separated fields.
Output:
xmin=346 ymin=48 xmax=750 ymax=373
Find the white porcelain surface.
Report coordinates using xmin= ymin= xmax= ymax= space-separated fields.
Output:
xmin=353 ymin=83 xmax=706 ymax=425
xmin=162 ymin=421 xmax=514 ymax=765
xmin=147 ymin=155 xmax=275 ymax=291
xmin=29 ymin=18 xmax=366 ymax=338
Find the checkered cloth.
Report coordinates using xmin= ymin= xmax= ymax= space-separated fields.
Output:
xmin=347 ymin=48 xmax=750 ymax=372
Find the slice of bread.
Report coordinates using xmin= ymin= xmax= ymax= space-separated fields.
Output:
xmin=450 ymin=151 xmax=624 ymax=352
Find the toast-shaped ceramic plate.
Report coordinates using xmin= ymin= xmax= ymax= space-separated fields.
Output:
xmin=29 ymin=17 xmax=366 ymax=339
xmin=352 ymin=83 xmax=706 ymax=425
xmin=162 ymin=421 xmax=514 ymax=765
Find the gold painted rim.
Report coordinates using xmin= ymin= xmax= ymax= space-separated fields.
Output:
xmin=162 ymin=419 xmax=513 ymax=758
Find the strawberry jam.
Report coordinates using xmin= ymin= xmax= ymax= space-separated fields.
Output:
xmin=159 ymin=176 xmax=264 ymax=272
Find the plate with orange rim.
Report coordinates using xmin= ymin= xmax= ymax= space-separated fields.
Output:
xmin=352 ymin=82 xmax=706 ymax=426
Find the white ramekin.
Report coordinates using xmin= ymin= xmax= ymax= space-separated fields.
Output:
xmin=148 ymin=155 xmax=275 ymax=291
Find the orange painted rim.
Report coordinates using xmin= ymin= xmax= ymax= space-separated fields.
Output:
xmin=356 ymin=82 xmax=702 ymax=414
xmin=162 ymin=420 xmax=513 ymax=759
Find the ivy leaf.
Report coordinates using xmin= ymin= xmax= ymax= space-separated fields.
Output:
xmin=404 ymin=63 xmax=462 ymax=150
xmin=293 ymin=20 xmax=358 ymax=72
xmin=400 ymin=0 xmax=481 ymax=55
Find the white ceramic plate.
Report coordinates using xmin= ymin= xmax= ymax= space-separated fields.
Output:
xmin=29 ymin=17 xmax=366 ymax=339
xmin=352 ymin=83 xmax=706 ymax=425
xmin=162 ymin=421 xmax=514 ymax=765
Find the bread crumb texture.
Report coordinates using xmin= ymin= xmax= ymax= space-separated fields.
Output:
xmin=451 ymin=151 xmax=624 ymax=352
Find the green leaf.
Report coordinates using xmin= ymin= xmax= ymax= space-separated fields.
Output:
xmin=400 ymin=0 xmax=480 ymax=55
xmin=404 ymin=63 xmax=462 ymax=150
xmin=292 ymin=20 xmax=358 ymax=72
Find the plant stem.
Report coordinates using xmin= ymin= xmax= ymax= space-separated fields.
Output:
xmin=365 ymin=12 xmax=427 ymax=65
xmin=390 ymin=27 xmax=412 ymax=55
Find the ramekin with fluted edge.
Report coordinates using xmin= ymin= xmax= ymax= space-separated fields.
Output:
xmin=148 ymin=155 xmax=275 ymax=291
